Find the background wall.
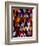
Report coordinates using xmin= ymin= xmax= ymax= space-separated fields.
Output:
xmin=0 ymin=0 xmax=39 ymax=46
